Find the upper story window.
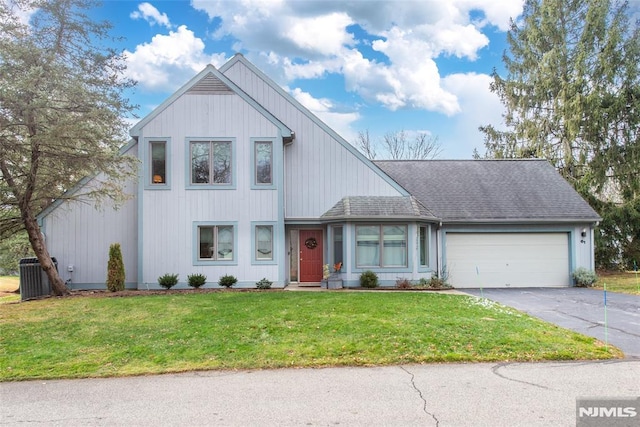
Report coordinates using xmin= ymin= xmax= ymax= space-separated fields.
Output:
xmin=356 ymin=225 xmax=407 ymax=268
xmin=190 ymin=140 xmax=233 ymax=186
xmin=150 ymin=141 xmax=166 ymax=184
xmin=146 ymin=138 xmax=170 ymax=189
xmin=255 ymin=141 xmax=273 ymax=185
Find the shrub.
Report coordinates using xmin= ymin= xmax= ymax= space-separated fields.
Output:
xmin=106 ymin=243 xmax=125 ymax=292
xmin=427 ymin=276 xmax=450 ymax=289
xmin=396 ymin=278 xmax=412 ymax=289
xmin=360 ymin=270 xmax=378 ymax=288
xmin=573 ymin=267 xmax=598 ymax=287
xmin=415 ymin=276 xmax=451 ymax=289
xmin=158 ymin=273 xmax=179 ymax=289
xmin=187 ymin=273 xmax=207 ymax=289
xmin=219 ymin=274 xmax=237 ymax=288
xmin=256 ymin=278 xmax=272 ymax=289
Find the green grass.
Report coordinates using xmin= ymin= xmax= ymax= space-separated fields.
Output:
xmin=0 ymin=292 xmax=620 ymax=381
xmin=593 ymin=271 xmax=640 ymax=295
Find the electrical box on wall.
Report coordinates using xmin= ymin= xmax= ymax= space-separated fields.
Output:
xmin=67 ymin=265 xmax=74 ymax=272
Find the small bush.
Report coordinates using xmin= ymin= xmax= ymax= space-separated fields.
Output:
xmin=427 ymin=276 xmax=450 ymax=289
xmin=219 ymin=274 xmax=237 ymax=288
xmin=187 ymin=273 xmax=207 ymax=289
xmin=106 ymin=243 xmax=125 ymax=292
xmin=573 ymin=267 xmax=598 ymax=287
xmin=158 ymin=273 xmax=179 ymax=289
xmin=360 ymin=270 xmax=378 ymax=288
xmin=415 ymin=276 xmax=451 ymax=289
xmin=396 ymin=278 xmax=412 ymax=289
xmin=256 ymin=278 xmax=272 ymax=289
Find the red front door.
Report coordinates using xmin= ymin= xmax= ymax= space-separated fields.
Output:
xmin=299 ymin=229 xmax=323 ymax=282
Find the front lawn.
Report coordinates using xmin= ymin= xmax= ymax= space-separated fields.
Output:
xmin=594 ymin=271 xmax=640 ymax=295
xmin=0 ymin=292 xmax=620 ymax=381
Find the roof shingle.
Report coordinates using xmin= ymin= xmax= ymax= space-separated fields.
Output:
xmin=375 ymin=160 xmax=600 ymax=223
xmin=321 ymin=196 xmax=437 ymax=221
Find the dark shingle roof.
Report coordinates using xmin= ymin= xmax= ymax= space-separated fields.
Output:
xmin=375 ymin=160 xmax=601 ymax=223
xmin=321 ymin=196 xmax=437 ymax=221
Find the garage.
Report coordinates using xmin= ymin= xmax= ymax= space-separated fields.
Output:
xmin=445 ymin=232 xmax=570 ymax=288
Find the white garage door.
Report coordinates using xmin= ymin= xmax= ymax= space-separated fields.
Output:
xmin=445 ymin=233 xmax=570 ymax=288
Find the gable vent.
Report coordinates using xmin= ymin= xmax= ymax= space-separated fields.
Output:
xmin=187 ymin=74 xmax=234 ymax=95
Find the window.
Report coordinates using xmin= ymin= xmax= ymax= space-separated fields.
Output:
xmin=150 ymin=141 xmax=166 ymax=185
xmin=255 ymin=141 xmax=272 ymax=185
xmin=197 ymin=225 xmax=234 ymax=261
xmin=419 ymin=226 xmax=429 ymax=267
xmin=356 ymin=225 xmax=407 ymax=268
xmin=332 ymin=226 xmax=344 ymax=268
xmin=383 ymin=225 xmax=407 ymax=267
xmin=190 ymin=140 xmax=232 ymax=185
xmin=255 ymin=225 xmax=273 ymax=260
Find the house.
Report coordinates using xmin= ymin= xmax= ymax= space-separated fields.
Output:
xmin=38 ymin=54 xmax=600 ymax=290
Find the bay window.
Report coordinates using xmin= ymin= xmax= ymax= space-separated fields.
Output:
xmin=356 ymin=225 xmax=407 ymax=268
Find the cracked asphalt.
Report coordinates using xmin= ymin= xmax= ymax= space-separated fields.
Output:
xmin=2 ymin=360 xmax=639 ymax=426
xmin=461 ymin=287 xmax=640 ymax=358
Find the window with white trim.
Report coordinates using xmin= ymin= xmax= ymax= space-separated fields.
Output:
xmin=198 ymin=225 xmax=234 ymax=260
xmin=190 ymin=140 xmax=232 ymax=185
xmin=356 ymin=225 xmax=407 ymax=267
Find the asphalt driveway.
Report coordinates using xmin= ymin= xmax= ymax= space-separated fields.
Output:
xmin=462 ymin=287 xmax=640 ymax=358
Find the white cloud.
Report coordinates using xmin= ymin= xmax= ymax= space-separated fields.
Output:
xmin=1 ymin=0 xmax=37 ymax=26
xmin=286 ymin=12 xmax=355 ymax=56
xmin=124 ymin=25 xmax=227 ymax=91
xmin=453 ymin=0 xmax=525 ymax=31
xmin=191 ymin=0 xmax=523 ymax=118
xmin=130 ymin=2 xmax=172 ymax=28
xmin=289 ymin=87 xmax=360 ymax=142
xmin=441 ymin=72 xmax=506 ymax=156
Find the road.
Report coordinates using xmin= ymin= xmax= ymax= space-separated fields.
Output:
xmin=2 ymin=360 xmax=639 ymax=426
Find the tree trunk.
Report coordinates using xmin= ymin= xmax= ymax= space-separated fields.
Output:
xmin=23 ymin=213 xmax=69 ymax=296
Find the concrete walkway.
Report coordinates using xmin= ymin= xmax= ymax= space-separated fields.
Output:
xmin=1 ymin=360 xmax=639 ymax=426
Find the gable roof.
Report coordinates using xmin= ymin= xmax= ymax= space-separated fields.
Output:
xmin=375 ymin=159 xmax=601 ymax=223
xmin=321 ymin=196 xmax=438 ymax=222
xmin=220 ymin=54 xmax=409 ymax=196
xmin=129 ymin=64 xmax=293 ymax=140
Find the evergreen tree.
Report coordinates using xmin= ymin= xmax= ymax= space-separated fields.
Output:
xmin=480 ymin=0 xmax=640 ymax=268
xmin=0 ymin=0 xmax=137 ymax=294
xmin=106 ymin=243 xmax=125 ymax=292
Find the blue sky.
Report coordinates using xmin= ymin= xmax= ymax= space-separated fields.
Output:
xmin=72 ymin=1 xmax=528 ymax=158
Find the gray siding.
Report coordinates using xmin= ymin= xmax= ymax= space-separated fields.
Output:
xmin=41 ymin=147 xmax=139 ymax=289
xmin=137 ymin=92 xmax=282 ymax=287
xmin=222 ymin=59 xmax=405 ymax=219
